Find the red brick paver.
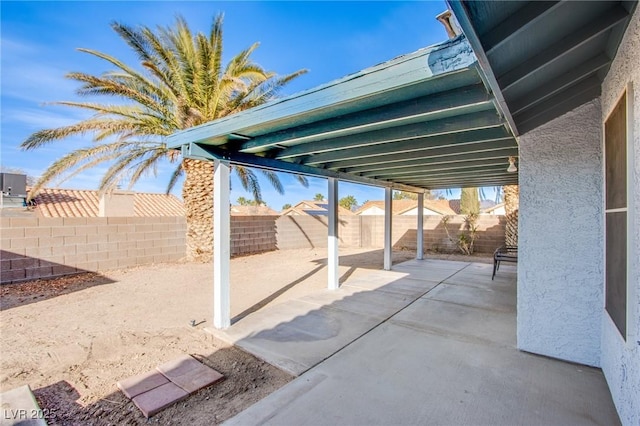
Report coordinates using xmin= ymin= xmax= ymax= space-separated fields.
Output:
xmin=131 ymin=382 xmax=189 ymax=418
xmin=118 ymin=355 xmax=224 ymax=418
xmin=157 ymin=355 xmax=224 ymax=393
xmin=117 ymin=370 xmax=169 ymax=399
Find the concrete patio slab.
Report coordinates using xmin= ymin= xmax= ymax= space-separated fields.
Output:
xmin=227 ymin=322 xmax=618 ymax=426
xmin=220 ymin=305 xmax=383 ymax=375
xmin=443 ymin=270 xmax=515 ymax=291
xmin=344 ymin=276 xmax=440 ymax=297
xmin=390 ymin=297 xmax=515 ymax=347
xmin=209 ymin=260 xmax=470 ymax=376
xmin=225 ymin=259 xmax=619 ymax=426
xmin=425 ymin=282 xmax=516 ymax=313
xmin=391 ymin=263 xmax=467 ymax=282
xmin=0 ymin=385 xmax=47 ymax=426
xmin=298 ymin=287 xmax=415 ymax=320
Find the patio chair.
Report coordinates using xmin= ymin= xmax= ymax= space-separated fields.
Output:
xmin=492 ymin=245 xmax=517 ymax=280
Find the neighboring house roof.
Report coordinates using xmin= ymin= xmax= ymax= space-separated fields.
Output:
xmin=281 ymin=200 xmax=354 ymax=216
xmin=355 ymin=199 xmax=457 ymax=215
xmin=481 ymin=202 xmax=505 ymax=214
xmin=230 ymin=205 xmax=279 ymax=216
xmin=32 ymin=188 xmax=185 ymax=217
xmin=447 ymin=199 xmax=461 ymax=214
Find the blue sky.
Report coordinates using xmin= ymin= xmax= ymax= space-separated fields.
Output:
xmin=1 ymin=1 xmax=490 ymax=210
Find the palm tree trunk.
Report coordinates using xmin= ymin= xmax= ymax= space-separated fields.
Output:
xmin=503 ymin=184 xmax=519 ymax=246
xmin=182 ymin=158 xmax=214 ymax=262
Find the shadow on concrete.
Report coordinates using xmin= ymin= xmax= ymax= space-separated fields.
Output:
xmin=232 ymin=248 xmax=415 ymax=324
xmin=232 ymin=264 xmax=327 ymax=324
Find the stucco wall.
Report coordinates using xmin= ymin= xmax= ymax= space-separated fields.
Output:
xmin=517 ymin=100 xmax=604 ymax=367
xmin=600 ymin=7 xmax=640 ymax=425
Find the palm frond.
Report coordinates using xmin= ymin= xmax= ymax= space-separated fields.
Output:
xmin=23 ymin=13 xmax=308 ymax=209
xmin=234 ymin=166 xmax=262 ymax=202
xmin=260 ymin=170 xmax=284 ymax=195
xmin=166 ymin=162 xmax=184 ymax=194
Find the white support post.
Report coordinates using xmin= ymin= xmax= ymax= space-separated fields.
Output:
xmin=384 ymin=187 xmax=393 ymax=271
xmin=417 ymin=192 xmax=424 ymax=260
xmin=327 ymin=178 xmax=339 ymax=290
xmin=213 ymin=159 xmax=231 ymax=329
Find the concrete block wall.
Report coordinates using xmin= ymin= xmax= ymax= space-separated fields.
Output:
xmin=231 ymin=215 xmax=277 ymax=256
xmin=1 ymin=216 xmax=186 ymax=284
xmin=390 ymin=215 xmax=506 ymax=253
xmin=275 ymin=216 xmax=332 ymax=250
xmin=276 ymin=214 xmax=505 ymax=252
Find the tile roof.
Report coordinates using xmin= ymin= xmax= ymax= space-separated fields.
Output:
xmin=31 ymin=188 xmax=185 ymax=218
xmin=280 ymin=200 xmax=354 ymax=216
xmin=230 ymin=205 xmax=279 ymax=216
xmin=481 ymin=202 xmax=505 ymax=214
xmin=447 ymin=199 xmax=461 ymax=214
xmin=354 ymin=199 xmax=457 ymax=215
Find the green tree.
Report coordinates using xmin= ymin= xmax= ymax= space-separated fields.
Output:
xmin=237 ymin=196 xmax=261 ymax=206
xmin=339 ymin=195 xmax=358 ymax=211
xmin=393 ymin=190 xmax=417 ymax=200
xmin=393 ymin=190 xmax=436 ymax=200
xmin=460 ymin=187 xmax=480 ymax=215
xmin=281 ymin=203 xmax=292 ymax=210
xmin=20 ymin=15 xmax=308 ymax=261
xmin=314 ymin=193 xmax=325 ymax=201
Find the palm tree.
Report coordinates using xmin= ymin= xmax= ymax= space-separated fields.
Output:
xmin=503 ymin=185 xmax=519 ymax=246
xmin=21 ymin=15 xmax=308 ymax=261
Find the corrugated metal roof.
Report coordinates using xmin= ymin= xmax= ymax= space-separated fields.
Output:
xmin=168 ymin=36 xmax=519 ymax=191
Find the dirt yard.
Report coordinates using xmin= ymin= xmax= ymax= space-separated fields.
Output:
xmin=2 ymin=247 xmax=478 ymax=425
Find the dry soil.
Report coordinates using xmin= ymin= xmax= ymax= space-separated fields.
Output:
xmin=1 ymin=248 xmax=490 ymax=425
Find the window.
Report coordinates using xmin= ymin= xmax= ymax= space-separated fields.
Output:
xmin=604 ymin=88 xmax=629 ymax=339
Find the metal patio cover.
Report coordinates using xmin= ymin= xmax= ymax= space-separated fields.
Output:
xmin=167 ymin=0 xmax=636 ymax=191
xmin=167 ymin=36 xmax=519 ymax=192
xmin=448 ymin=0 xmax=637 ymax=135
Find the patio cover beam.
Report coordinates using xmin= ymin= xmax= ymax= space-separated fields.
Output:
xmin=360 ymin=160 xmax=509 ymax=179
xmin=182 ymin=142 xmax=427 ymax=194
xmin=497 ymin=6 xmax=628 ymax=94
xmin=337 ymin=144 xmax=517 ymax=173
xmin=411 ymin=176 xmax=517 ymax=189
xmin=281 ymin=126 xmax=511 ymax=164
xmin=301 ymin=110 xmax=503 ymax=165
xmin=239 ymin=84 xmax=493 ymax=154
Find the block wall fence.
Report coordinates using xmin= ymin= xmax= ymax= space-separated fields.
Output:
xmin=1 ymin=214 xmax=505 ymax=284
xmin=276 ymin=215 xmax=506 ymax=253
